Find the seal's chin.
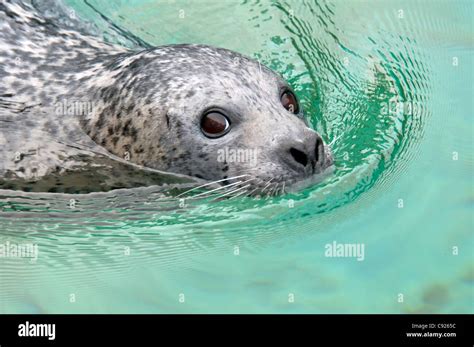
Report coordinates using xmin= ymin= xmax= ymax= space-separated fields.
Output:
xmin=236 ymin=144 xmax=335 ymax=197
xmin=202 ymin=160 xmax=334 ymax=197
xmin=197 ymin=144 xmax=335 ymax=198
xmin=286 ymin=165 xmax=334 ymax=193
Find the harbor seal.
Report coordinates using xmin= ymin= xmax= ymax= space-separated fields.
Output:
xmin=0 ymin=0 xmax=334 ymax=195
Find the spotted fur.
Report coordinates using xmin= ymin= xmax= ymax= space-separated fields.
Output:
xmin=0 ymin=0 xmax=333 ymax=194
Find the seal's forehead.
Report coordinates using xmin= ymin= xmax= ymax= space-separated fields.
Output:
xmin=146 ymin=44 xmax=283 ymax=85
xmin=144 ymin=44 xmax=285 ymax=103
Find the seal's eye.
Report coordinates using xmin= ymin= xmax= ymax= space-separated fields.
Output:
xmin=201 ymin=111 xmax=231 ymax=138
xmin=281 ymin=90 xmax=299 ymax=114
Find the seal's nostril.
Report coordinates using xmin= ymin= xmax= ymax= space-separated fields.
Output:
xmin=290 ymin=147 xmax=308 ymax=167
xmin=315 ymin=137 xmax=323 ymax=163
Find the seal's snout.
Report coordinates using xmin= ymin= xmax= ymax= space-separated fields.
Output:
xmin=286 ymin=131 xmax=329 ymax=175
xmin=289 ymin=147 xmax=309 ymax=167
xmin=314 ymin=136 xmax=324 ymax=168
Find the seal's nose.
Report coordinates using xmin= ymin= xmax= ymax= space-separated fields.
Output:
xmin=314 ymin=136 xmax=324 ymax=166
xmin=289 ymin=147 xmax=308 ymax=167
xmin=287 ymin=132 xmax=325 ymax=172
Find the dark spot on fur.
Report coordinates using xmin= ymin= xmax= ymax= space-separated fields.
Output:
xmin=130 ymin=127 xmax=138 ymax=142
xmin=95 ymin=113 xmax=105 ymax=128
xmin=122 ymin=119 xmax=132 ymax=135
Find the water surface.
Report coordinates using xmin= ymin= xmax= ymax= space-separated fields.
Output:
xmin=0 ymin=0 xmax=472 ymax=313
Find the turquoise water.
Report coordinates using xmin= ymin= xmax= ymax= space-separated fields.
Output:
xmin=0 ymin=0 xmax=472 ymax=313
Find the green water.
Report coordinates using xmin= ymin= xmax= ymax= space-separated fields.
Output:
xmin=0 ymin=0 xmax=472 ymax=313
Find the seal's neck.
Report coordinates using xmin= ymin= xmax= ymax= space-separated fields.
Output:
xmin=74 ymin=50 xmax=163 ymax=167
xmin=2 ymin=1 xmax=163 ymax=168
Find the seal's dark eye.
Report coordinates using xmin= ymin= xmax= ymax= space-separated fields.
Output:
xmin=201 ymin=111 xmax=230 ymax=138
xmin=281 ymin=90 xmax=299 ymax=114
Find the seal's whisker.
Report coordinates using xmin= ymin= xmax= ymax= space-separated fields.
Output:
xmin=226 ymin=184 xmax=254 ymax=200
xmin=211 ymin=182 xmax=254 ymax=201
xmin=227 ymin=188 xmax=251 ymax=200
xmin=245 ymin=185 xmax=261 ymax=197
xmin=219 ymin=177 xmax=259 ymax=200
xmin=185 ymin=180 xmax=244 ymax=200
xmin=270 ymin=183 xmax=280 ymax=198
xmin=270 ymin=180 xmax=283 ymax=197
xmin=187 ymin=177 xmax=257 ymax=200
xmin=175 ymin=174 xmax=251 ymax=198
xmin=280 ymin=181 xmax=287 ymax=195
xmin=259 ymin=178 xmax=274 ymax=197
xmin=262 ymin=182 xmax=276 ymax=199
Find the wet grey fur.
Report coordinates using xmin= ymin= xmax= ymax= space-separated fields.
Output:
xmin=0 ymin=0 xmax=333 ymax=194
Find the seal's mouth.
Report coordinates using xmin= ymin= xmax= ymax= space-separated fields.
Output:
xmin=178 ymin=142 xmax=335 ymax=199
xmin=231 ymin=143 xmax=334 ymax=196
xmin=286 ymin=164 xmax=335 ymax=193
xmin=178 ymin=154 xmax=335 ymax=198
xmin=234 ymin=143 xmax=335 ymax=196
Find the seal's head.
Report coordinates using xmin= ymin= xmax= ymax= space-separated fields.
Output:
xmin=87 ymin=44 xmax=334 ymax=195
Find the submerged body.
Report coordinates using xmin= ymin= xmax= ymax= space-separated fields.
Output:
xmin=0 ymin=0 xmax=333 ymax=194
